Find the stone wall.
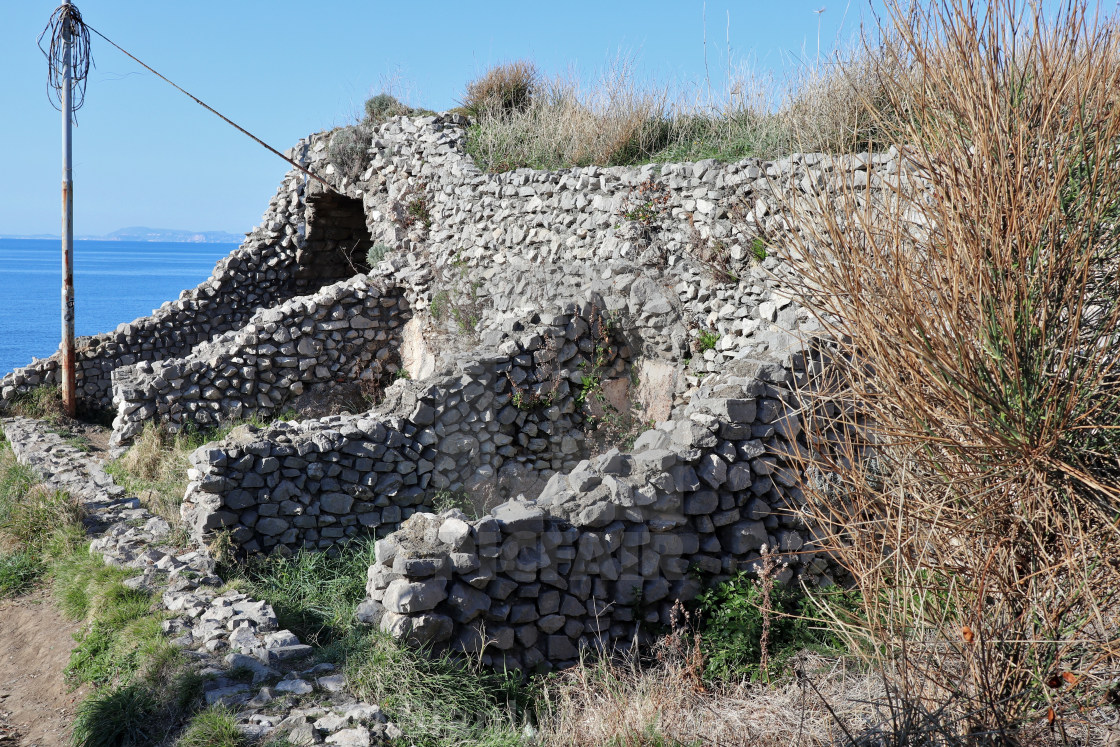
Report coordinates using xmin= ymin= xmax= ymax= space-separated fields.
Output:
xmin=358 ymin=357 xmax=826 ymax=672
xmin=180 ymin=307 xmax=632 ymax=554
xmin=348 ymin=115 xmax=909 ymax=371
xmin=110 ymin=275 xmax=408 ymax=446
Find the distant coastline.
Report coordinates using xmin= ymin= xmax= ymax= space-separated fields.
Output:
xmin=0 ymin=226 xmax=244 ymax=244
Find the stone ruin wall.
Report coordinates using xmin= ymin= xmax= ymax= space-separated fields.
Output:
xmin=109 ymin=275 xmax=408 ymax=447
xmin=180 ymin=306 xmax=632 ymax=554
xmin=0 ymin=160 xmax=366 ymax=413
xmin=359 ymin=358 xmax=822 ymax=673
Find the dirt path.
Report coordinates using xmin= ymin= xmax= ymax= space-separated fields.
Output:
xmin=0 ymin=592 xmax=85 ymax=747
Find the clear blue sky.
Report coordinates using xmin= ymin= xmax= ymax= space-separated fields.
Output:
xmin=1 ymin=1 xmax=882 ymax=237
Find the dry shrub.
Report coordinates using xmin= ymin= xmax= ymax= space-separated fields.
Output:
xmin=108 ymin=423 xmax=193 ymax=526
xmin=462 ymin=59 xmax=538 ymax=117
xmin=777 ymin=0 xmax=1120 ymax=741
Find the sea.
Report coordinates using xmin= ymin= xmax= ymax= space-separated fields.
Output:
xmin=0 ymin=238 xmax=238 ymax=377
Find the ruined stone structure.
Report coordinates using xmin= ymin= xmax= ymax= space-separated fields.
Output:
xmin=0 ymin=112 xmax=915 ymax=668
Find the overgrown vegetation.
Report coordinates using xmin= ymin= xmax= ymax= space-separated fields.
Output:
xmin=464 ymin=49 xmax=901 ymax=172
xmin=175 ymin=706 xmax=248 ymax=747
xmin=222 ymin=539 xmax=376 ymax=648
xmin=0 ymin=431 xmax=84 ymax=597
xmin=775 ymin=0 xmax=1120 ymax=741
xmin=429 ymin=254 xmax=487 ymax=340
xmin=327 ymin=92 xmax=433 ymax=181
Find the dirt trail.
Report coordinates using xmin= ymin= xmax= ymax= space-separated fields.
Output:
xmin=0 ymin=592 xmax=85 ymax=747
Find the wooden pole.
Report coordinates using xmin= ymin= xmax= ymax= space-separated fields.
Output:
xmin=61 ymin=7 xmax=76 ymax=417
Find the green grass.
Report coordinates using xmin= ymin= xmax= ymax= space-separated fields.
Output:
xmin=343 ymin=632 xmax=529 ymax=747
xmin=7 ymin=384 xmax=66 ymax=423
xmin=696 ymin=329 xmax=720 ymax=353
xmin=0 ymin=549 xmax=43 ymax=597
xmin=71 ymin=683 xmax=159 ymax=747
xmin=223 ymin=538 xmax=529 ymax=745
xmin=176 ymin=706 xmax=248 ymax=747
xmin=223 ymin=538 xmax=376 ymax=647
xmin=107 ymin=416 xmax=285 ymax=530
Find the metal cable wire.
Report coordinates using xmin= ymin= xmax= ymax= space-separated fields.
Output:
xmin=38 ymin=3 xmax=93 ymax=113
xmin=84 ymin=23 xmax=335 ymax=192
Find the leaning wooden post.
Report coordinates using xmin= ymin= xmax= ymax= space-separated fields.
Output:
xmin=60 ymin=5 xmax=77 ymax=417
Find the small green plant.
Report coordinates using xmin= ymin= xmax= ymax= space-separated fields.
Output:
xmin=406 ymin=197 xmax=432 ymax=229
xmin=510 ymin=385 xmax=553 ymax=411
xmin=366 ymin=243 xmax=392 ymax=267
xmin=430 ymin=489 xmax=475 ymax=516
xmin=750 ymin=237 xmax=768 ymax=262
xmin=696 ymin=329 xmax=720 ymax=353
xmin=693 ymin=570 xmax=851 ymax=683
xmin=364 ymin=92 xmax=410 ymax=124
xmin=177 ymin=706 xmax=247 ymax=747
xmin=575 ymin=370 xmax=601 ymax=408
xmin=621 ymin=179 xmax=670 ymax=225
xmin=429 ymin=290 xmax=450 ymax=321
xmin=394 ymin=368 xmax=411 ymax=381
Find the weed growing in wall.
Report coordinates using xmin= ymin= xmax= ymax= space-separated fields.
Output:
xmin=428 ymin=253 xmax=488 ymax=340
xmin=685 ymin=214 xmax=738 ymax=284
xmin=365 ymin=243 xmax=392 ymax=267
xmin=696 ymin=329 xmax=720 ymax=353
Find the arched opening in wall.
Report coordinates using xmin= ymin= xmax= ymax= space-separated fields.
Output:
xmin=292 ymin=192 xmax=374 ymax=293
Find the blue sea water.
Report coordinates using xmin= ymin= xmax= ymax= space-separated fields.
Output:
xmin=0 ymin=239 xmax=237 ymax=376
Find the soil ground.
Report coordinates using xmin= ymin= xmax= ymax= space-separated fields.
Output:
xmin=0 ymin=591 xmax=84 ymax=747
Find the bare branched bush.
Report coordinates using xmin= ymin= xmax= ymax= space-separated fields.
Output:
xmin=775 ymin=0 xmax=1120 ymax=741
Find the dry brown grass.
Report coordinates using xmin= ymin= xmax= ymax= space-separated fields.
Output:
xmin=466 ymin=57 xmax=674 ymax=171
xmin=106 ymin=423 xmax=194 ymax=526
xmin=773 ymin=0 xmax=1120 ymax=741
xmin=534 ymin=636 xmax=886 ymax=747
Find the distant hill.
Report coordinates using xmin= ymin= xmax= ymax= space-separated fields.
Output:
xmin=1 ymin=227 xmax=243 ymax=244
xmin=99 ymin=227 xmax=244 ymax=243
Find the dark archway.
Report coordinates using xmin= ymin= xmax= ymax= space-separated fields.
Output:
xmin=292 ymin=192 xmax=374 ymax=293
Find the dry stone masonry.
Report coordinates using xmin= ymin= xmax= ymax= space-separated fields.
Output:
xmin=0 ymin=417 xmax=399 ymax=743
xmin=180 ymin=307 xmax=631 ymax=554
xmin=110 ymin=275 xmax=409 ymax=446
xmin=358 ymin=358 xmax=826 ymax=672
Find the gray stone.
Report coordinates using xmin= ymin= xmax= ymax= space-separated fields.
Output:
xmin=382 ymin=578 xmax=448 ymax=614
